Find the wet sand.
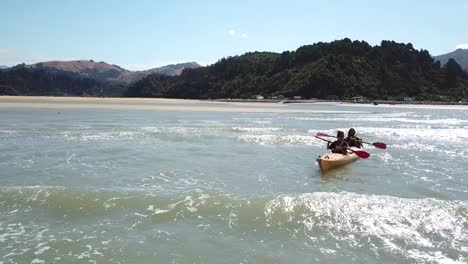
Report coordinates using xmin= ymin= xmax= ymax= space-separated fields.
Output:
xmin=0 ymin=96 xmax=355 ymax=113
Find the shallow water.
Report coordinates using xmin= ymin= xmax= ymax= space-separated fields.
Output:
xmin=1 ymin=101 xmax=467 ymax=263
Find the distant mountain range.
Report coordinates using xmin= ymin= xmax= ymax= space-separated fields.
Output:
xmin=0 ymin=65 xmax=8 ymax=70
xmin=9 ymin=60 xmax=201 ymax=84
xmin=434 ymin=49 xmax=468 ymax=71
xmin=3 ymin=39 xmax=468 ymax=100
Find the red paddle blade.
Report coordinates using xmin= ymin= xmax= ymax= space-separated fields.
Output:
xmin=372 ymin=142 xmax=387 ymax=149
xmin=316 ymin=132 xmax=333 ymax=137
xmin=353 ymin=150 xmax=370 ymax=159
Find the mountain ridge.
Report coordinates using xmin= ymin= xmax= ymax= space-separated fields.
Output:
xmin=127 ymin=39 xmax=468 ymax=101
xmin=434 ymin=49 xmax=468 ymax=71
xmin=15 ymin=60 xmax=201 ymax=84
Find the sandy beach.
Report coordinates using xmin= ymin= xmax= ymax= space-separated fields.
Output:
xmin=0 ymin=96 xmax=203 ymax=104
xmin=2 ymin=96 xmax=466 ymax=113
xmin=0 ymin=96 xmax=355 ymax=113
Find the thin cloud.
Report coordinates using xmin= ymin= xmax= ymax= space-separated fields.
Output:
xmin=455 ymin=44 xmax=468 ymax=49
xmin=227 ymin=29 xmax=248 ymax=39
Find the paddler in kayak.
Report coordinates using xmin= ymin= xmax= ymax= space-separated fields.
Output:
xmin=345 ymin=128 xmax=362 ymax=148
xmin=327 ymin=131 xmax=349 ymax=155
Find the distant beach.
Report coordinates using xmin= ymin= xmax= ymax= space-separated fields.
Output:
xmin=213 ymin=98 xmax=468 ymax=106
xmin=1 ymin=96 xmax=467 ymax=108
xmin=0 ymin=96 xmax=360 ymax=113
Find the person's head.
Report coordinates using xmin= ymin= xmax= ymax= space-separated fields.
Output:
xmin=348 ymin=128 xmax=356 ymax=137
xmin=337 ymin=131 xmax=345 ymax=140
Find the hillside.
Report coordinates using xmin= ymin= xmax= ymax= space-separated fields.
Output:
xmin=0 ymin=67 xmax=126 ymax=97
xmin=434 ymin=49 xmax=468 ymax=71
xmin=126 ymin=39 xmax=468 ymax=101
xmin=26 ymin=60 xmax=131 ymax=83
xmin=16 ymin=60 xmax=201 ymax=84
xmin=139 ymin=62 xmax=201 ymax=76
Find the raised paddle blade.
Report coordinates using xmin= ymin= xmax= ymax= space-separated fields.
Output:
xmin=352 ymin=149 xmax=370 ymax=159
xmin=372 ymin=142 xmax=387 ymax=149
xmin=316 ymin=132 xmax=333 ymax=137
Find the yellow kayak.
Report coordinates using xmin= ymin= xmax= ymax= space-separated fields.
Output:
xmin=316 ymin=147 xmax=361 ymax=172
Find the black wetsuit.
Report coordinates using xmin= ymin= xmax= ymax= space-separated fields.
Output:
xmin=345 ymin=136 xmax=362 ymax=148
xmin=328 ymin=140 xmax=349 ymax=154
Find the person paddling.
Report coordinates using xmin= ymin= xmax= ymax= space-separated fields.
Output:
xmin=345 ymin=128 xmax=362 ymax=148
xmin=327 ymin=131 xmax=349 ymax=155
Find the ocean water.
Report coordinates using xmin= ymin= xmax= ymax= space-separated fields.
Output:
xmin=0 ymin=100 xmax=467 ymax=263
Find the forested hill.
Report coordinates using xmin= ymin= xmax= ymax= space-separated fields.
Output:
xmin=126 ymin=39 xmax=468 ymax=100
xmin=0 ymin=67 xmax=126 ymax=97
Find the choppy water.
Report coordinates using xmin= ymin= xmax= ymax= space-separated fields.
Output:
xmin=1 ymin=101 xmax=467 ymax=263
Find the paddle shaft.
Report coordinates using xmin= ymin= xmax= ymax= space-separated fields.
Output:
xmin=316 ymin=132 xmax=386 ymax=149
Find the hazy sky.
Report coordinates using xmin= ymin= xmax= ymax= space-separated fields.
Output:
xmin=1 ymin=0 xmax=467 ymax=70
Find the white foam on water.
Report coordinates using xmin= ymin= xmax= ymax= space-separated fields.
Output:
xmin=248 ymin=120 xmax=273 ymax=124
xmin=392 ymin=142 xmax=468 ymax=157
xmin=338 ymin=103 xmax=468 ymax=110
xmin=358 ymin=127 xmax=468 ymax=142
xmin=76 ymin=245 xmax=93 ymax=260
xmin=406 ymin=249 xmax=466 ymax=264
xmin=151 ymin=209 xmax=171 ymax=215
xmin=238 ymin=134 xmax=322 ymax=146
xmin=141 ymin=127 xmax=162 ymax=133
xmin=146 ymin=203 xmax=171 ymax=215
xmin=265 ymin=192 xmax=468 ymax=264
xmin=0 ymin=223 xmax=26 ymax=243
xmin=392 ymin=142 xmax=439 ymax=152
xmin=150 ymin=191 xmax=213 ymax=217
xmin=231 ymin=118 xmax=273 ymax=124
xmin=297 ymin=116 xmax=468 ymax=126
xmin=61 ymin=131 xmax=144 ymax=141
xmin=56 ymin=125 xmax=233 ymax=142
xmin=200 ymin=120 xmax=222 ymax=124
xmin=309 ymin=127 xmax=468 ymax=142
xmin=142 ymin=126 xmax=227 ymax=136
xmin=163 ymin=127 xmax=194 ymax=135
xmin=232 ymin=127 xmax=282 ymax=133
xmin=34 ymin=246 xmax=50 ymax=255
xmin=103 ymin=196 xmax=139 ymax=209
xmin=374 ymin=152 xmax=394 ymax=163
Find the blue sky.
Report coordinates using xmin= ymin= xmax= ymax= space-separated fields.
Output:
xmin=1 ymin=0 xmax=467 ymax=70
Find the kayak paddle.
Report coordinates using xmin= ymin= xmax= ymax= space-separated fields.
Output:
xmin=315 ymin=132 xmax=387 ymax=149
xmin=313 ymin=134 xmax=370 ymax=159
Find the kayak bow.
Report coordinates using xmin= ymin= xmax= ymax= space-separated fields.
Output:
xmin=316 ymin=147 xmax=361 ymax=172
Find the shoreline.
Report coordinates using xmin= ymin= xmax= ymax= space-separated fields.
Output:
xmin=0 ymin=96 xmax=357 ymax=113
xmin=1 ymin=95 xmax=467 ymax=107
xmin=212 ymin=98 xmax=468 ymax=106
